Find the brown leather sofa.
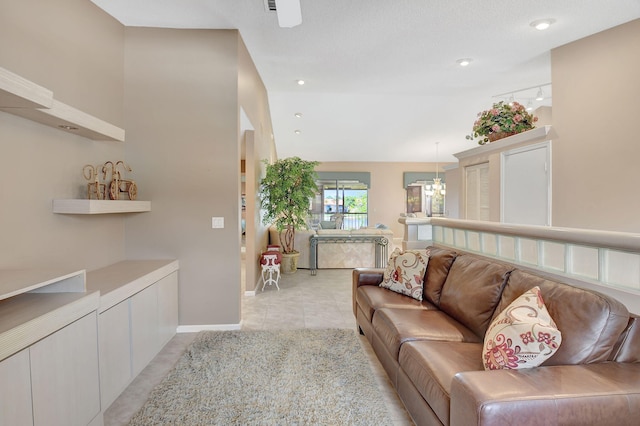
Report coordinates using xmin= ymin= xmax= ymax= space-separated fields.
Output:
xmin=353 ymin=246 xmax=640 ymax=426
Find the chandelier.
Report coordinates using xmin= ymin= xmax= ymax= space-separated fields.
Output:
xmin=425 ymin=142 xmax=446 ymax=216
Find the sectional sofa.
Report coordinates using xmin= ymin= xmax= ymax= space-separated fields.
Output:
xmin=353 ymin=246 xmax=640 ymax=426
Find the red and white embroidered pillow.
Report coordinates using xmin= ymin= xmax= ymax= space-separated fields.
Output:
xmin=380 ymin=248 xmax=430 ymax=301
xmin=483 ymin=286 xmax=561 ymax=370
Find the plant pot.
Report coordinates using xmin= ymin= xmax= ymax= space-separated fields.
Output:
xmin=487 ymin=131 xmax=517 ymax=142
xmin=280 ymin=252 xmax=300 ymax=274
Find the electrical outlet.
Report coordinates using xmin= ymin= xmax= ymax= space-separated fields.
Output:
xmin=211 ymin=217 xmax=224 ymax=228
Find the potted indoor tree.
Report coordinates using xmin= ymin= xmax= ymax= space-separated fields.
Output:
xmin=260 ymin=156 xmax=319 ymax=273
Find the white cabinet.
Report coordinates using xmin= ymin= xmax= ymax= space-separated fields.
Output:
xmin=0 ymin=270 xmax=100 ymax=426
xmin=131 ymin=282 xmax=160 ymax=375
xmin=157 ymin=271 xmax=179 ymax=351
xmin=87 ymin=261 xmax=179 ymax=411
xmin=131 ymin=271 xmax=178 ymax=376
xmin=30 ymin=312 xmax=101 ymax=426
xmin=454 ymin=126 xmax=551 ymax=222
xmin=0 ymin=349 xmax=33 ymax=426
xmin=0 ymin=261 xmax=177 ymax=424
xmin=98 ymin=299 xmax=132 ymax=409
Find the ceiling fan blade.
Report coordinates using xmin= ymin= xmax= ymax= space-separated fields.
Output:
xmin=275 ymin=0 xmax=302 ymax=28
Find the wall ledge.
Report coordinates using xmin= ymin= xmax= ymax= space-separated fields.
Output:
xmin=454 ymin=125 xmax=551 ymax=160
xmin=431 ymin=218 xmax=640 ymax=252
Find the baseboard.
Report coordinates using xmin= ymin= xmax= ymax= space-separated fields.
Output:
xmin=244 ymin=290 xmax=256 ymax=296
xmin=177 ymin=323 xmax=241 ymax=333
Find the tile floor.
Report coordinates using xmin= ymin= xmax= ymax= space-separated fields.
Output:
xmin=104 ymin=268 xmax=414 ymax=425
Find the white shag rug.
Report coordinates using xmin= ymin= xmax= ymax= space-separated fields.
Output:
xmin=128 ymin=329 xmax=394 ymax=425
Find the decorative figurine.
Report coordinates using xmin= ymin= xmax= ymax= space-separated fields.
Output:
xmin=82 ymin=164 xmax=105 ymax=199
xmin=102 ymin=160 xmax=138 ymax=200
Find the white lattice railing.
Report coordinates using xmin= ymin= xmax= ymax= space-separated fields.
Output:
xmin=430 ymin=218 xmax=640 ymax=314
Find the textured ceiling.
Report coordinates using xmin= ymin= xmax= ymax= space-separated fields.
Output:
xmin=91 ymin=0 xmax=640 ymax=163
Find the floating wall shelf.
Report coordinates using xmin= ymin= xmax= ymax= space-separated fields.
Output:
xmin=0 ymin=66 xmax=125 ymax=142
xmin=0 ymin=67 xmax=53 ymax=109
xmin=53 ymin=200 xmax=151 ymax=215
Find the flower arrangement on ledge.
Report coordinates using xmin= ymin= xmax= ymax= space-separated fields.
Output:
xmin=465 ymin=101 xmax=538 ymax=145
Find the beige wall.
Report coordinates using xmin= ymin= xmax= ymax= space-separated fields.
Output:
xmin=0 ymin=0 xmax=126 ymax=270
xmin=450 ymin=20 xmax=640 ymax=232
xmin=123 ymin=28 xmax=275 ymax=325
xmin=551 ymin=19 xmax=640 ymax=232
xmin=315 ymin=162 xmax=446 ymax=240
xmin=237 ymin=37 xmax=276 ymax=293
xmin=1 ymin=0 xmax=275 ymax=325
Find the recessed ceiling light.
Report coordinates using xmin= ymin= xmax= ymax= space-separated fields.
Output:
xmin=294 ymin=130 xmax=301 ymax=134
xmin=296 ymin=80 xmax=305 ymax=85
xmin=530 ymin=18 xmax=555 ymax=31
xmin=456 ymin=58 xmax=472 ymax=67
xmin=294 ymin=112 xmax=303 ymax=118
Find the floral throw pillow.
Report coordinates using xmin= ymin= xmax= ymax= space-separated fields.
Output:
xmin=483 ymin=286 xmax=561 ymax=370
xmin=380 ymin=248 xmax=430 ymax=301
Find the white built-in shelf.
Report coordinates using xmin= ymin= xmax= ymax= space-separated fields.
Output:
xmin=0 ymin=268 xmax=96 ymax=361
xmin=53 ymin=199 xmax=151 ymax=215
xmin=0 ymin=269 xmax=86 ymax=302
xmin=454 ymin=125 xmax=551 ymax=160
xmin=0 ymin=66 xmax=125 ymax=142
xmin=86 ymin=259 xmax=179 ymax=312
xmin=0 ymin=291 xmax=99 ymax=362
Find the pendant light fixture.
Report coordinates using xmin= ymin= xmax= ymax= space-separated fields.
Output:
xmin=425 ymin=142 xmax=446 ymax=216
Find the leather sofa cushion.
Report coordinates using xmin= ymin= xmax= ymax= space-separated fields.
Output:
xmin=495 ymin=270 xmax=630 ymax=365
xmin=450 ymin=362 xmax=640 ymax=426
xmin=399 ymin=341 xmax=483 ymax=425
xmin=439 ymin=254 xmax=514 ymax=338
xmin=372 ymin=308 xmax=481 ymax=360
xmin=356 ymin=286 xmax=433 ymax=322
xmin=423 ymin=246 xmax=456 ymax=306
xmin=610 ymin=315 xmax=640 ymax=362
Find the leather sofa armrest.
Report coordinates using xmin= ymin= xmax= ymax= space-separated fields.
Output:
xmin=450 ymin=363 xmax=640 ymax=426
xmin=352 ymin=268 xmax=385 ymax=317
xmin=353 ymin=268 xmax=385 ymax=287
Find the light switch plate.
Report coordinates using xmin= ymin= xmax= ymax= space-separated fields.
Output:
xmin=212 ymin=217 xmax=224 ymax=228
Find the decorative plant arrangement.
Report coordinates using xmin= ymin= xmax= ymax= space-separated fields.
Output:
xmin=466 ymin=101 xmax=538 ymax=145
xmin=260 ymin=156 xmax=319 ymax=272
xmin=83 ymin=160 xmax=137 ymax=200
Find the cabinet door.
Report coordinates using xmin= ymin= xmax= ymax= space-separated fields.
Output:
xmin=465 ymin=162 xmax=490 ymax=220
xmin=501 ymin=142 xmax=551 ymax=226
xmin=130 ymin=283 xmax=160 ymax=376
xmin=0 ymin=349 xmax=33 ymax=425
xmin=99 ymin=299 xmax=132 ymax=409
xmin=30 ymin=312 xmax=101 ymax=426
xmin=157 ymin=271 xmax=179 ymax=348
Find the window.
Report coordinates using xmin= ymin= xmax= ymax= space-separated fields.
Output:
xmin=310 ymin=179 xmax=368 ymax=230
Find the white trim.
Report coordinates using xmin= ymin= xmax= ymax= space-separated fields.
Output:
xmin=244 ymin=290 xmax=256 ymax=297
xmin=177 ymin=323 xmax=241 ymax=333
